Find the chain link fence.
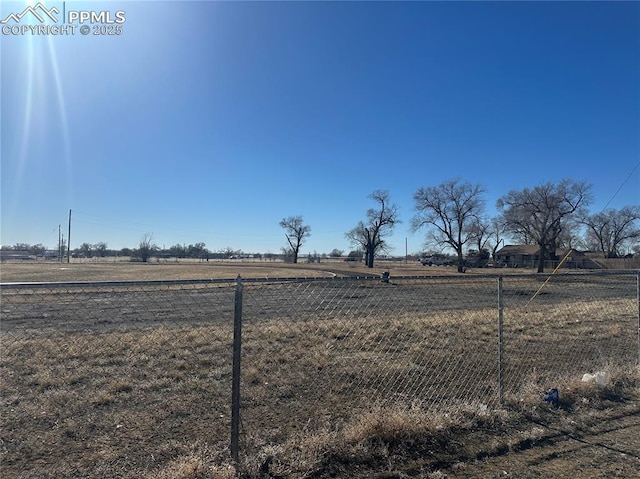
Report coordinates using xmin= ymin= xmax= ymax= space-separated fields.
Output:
xmin=237 ymin=272 xmax=639 ymax=459
xmin=1 ymin=279 xmax=236 ymax=479
xmin=498 ymin=273 xmax=639 ymax=399
xmin=1 ymin=272 xmax=638 ymax=477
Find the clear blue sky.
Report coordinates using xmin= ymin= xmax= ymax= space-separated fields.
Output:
xmin=2 ymin=0 xmax=639 ymax=255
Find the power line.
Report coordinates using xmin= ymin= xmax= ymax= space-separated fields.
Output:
xmin=601 ymin=161 xmax=639 ymax=211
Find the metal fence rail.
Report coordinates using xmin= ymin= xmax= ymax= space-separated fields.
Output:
xmin=1 ymin=272 xmax=638 ymax=477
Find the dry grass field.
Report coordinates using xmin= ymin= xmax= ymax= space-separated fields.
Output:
xmin=1 ymin=262 xmax=638 ymax=478
xmin=0 ymin=258 xmax=494 ymax=283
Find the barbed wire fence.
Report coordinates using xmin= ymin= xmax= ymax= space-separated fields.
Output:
xmin=1 ymin=271 xmax=638 ymax=477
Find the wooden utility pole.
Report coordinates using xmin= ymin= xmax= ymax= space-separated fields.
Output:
xmin=67 ymin=209 xmax=72 ymax=263
xmin=405 ymin=237 xmax=408 ymax=264
xmin=58 ymin=225 xmax=62 ymax=263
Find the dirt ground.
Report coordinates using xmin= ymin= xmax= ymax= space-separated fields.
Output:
xmin=427 ymin=403 xmax=640 ymax=478
xmin=0 ymin=259 xmax=486 ymax=283
xmin=1 ymin=261 xmax=638 ymax=478
xmin=241 ymin=389 xmax=640 ymax=478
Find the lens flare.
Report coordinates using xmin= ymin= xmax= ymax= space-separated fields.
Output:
xmin=46 ymin=32 xmax=73 ymax=201
xmin=12 ymin=28 xmax=35 ymax=211
xmin=10 ymin=0 xmax=74 ymax=210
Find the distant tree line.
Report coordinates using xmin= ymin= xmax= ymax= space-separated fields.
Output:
xmin=1 ymin=243 xmax=48 ymax=256
xmin=410 ymin=178 xmax=639 ymax=273
xmin=6 ymin=179 xmax=639 ymax=271
xmin=334 ymin=180 xmax=638 ymax=271
xmin=1 ymin=240 xmax=252 ymax=262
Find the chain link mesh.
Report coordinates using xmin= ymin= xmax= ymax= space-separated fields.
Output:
xmin=239 ymin=276 xmax=499 ymax=450
xmin=237 ymin=272 xmax=638 ymax=456
xmin=500 ymin=273 xmax=638 ymax=397
xmin=1 ymin=272 xmax=638 ymax=475
xmin=1 ymin=280 xmax=235 ymax=479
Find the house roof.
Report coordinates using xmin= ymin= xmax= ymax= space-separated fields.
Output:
xmin=496 ymin=245 xmax=587 ymax=258
xmin=556 ymin=248 xmax=586 ymax=259
xmin=496 ymin=245 xmax=540 ymax=255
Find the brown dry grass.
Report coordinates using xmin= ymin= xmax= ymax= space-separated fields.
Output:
xmin=1 ymin=324 xmax=234 ymax=478
xmin=2 ymin=297 xmax=638 ymax=478
xmin=0 ymin=261 xmax=333 ymax=283
xmin=1 ymin=269 xmax=637 ymax=478
xmin=240 ymin=371 xmax=639 ymax=478
xmin=0 ymin=259 xmax=516 ymax=283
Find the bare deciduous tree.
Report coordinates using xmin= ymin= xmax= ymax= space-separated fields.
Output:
xmin=346 ymin=190 xmax=399 ymax=268
xmin=581 ymin=205 xmax=640 ymax=258
xmin=279 ymin=216 xmax=311 ymax=264
xmin=412 ymin=178 xmax=486 ymax=273
xmin=94 ymin=242 xmax=108 ymax=257
xmin=79 ymin=243 xmax=93 ymax=258
xmin=219 ymin=247 xmax=240 ymax=259
xmin=137 ymin=233 xmax=157 ymax=263
xmin=488 ymin=217 xmax=507 ymax=261
xmin=468 ymin=217 xmax=491 ymax=256
xmin=497 ymin=179 xmax=592 ymax=272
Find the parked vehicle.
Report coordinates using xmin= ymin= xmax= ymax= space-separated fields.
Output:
xmin=420 ymin=256 xmax=454 ymax=266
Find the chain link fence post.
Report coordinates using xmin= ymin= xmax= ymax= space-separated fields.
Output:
xmin=637 ymin=272 xmax=639 ymax=366
xmin=231 ymin=275 xmax=243 ymax=464
xmin=497 ymin=275 xmax=504 ymax=406
xmin=2 ymin=272 xmax=637 ymax=477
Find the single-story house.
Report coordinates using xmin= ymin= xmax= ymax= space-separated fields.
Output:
xmin=495 ymin=245 xmax=601 ymax=269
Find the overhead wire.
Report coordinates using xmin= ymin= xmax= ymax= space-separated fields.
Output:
xmin=601 ymin=161 xmax=639 ymax=211
xmin=525 ymin=160 xmax=640 ymax=308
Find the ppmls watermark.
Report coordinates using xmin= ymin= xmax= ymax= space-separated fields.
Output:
xmin=1 ymin=2 xmax=126 ymax=36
